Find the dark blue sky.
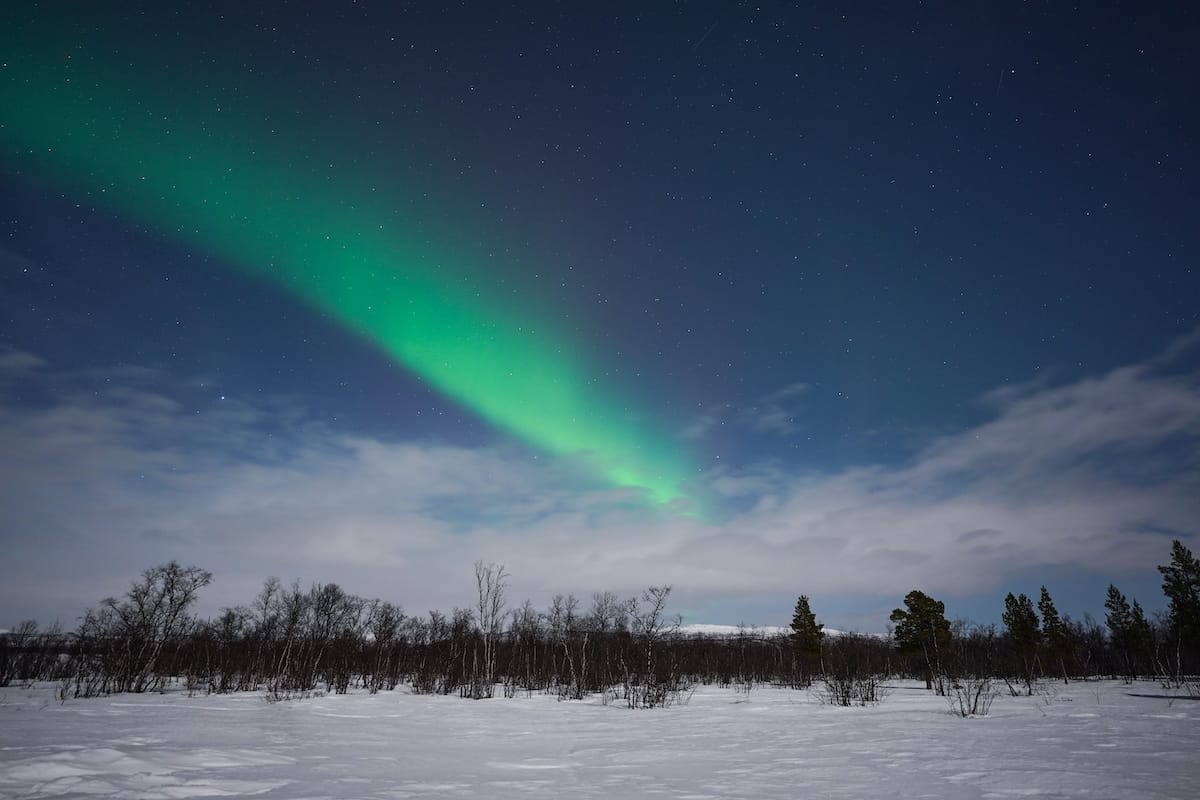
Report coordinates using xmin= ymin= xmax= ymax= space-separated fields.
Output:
xmin=2 ymin=2 xmax=1197 ymax=630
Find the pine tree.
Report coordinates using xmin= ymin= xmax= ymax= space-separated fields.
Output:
xmin=1104 ymin=584 xmax=1148 ymax=682
xmin=1104 ymin=584 xmax=1132 ymax=638
xmin=789 ymin=595 xmax=825 ymax=686
xmin=1037 ymin=586 xmax=1070 ymax=683
xmin=890 ymin=590 xmax=952 ymax=691
xmin=1131 ymin=599 xmax=1152 ymax=652
xmin=1002 ymin=592 xmax=1040 ymax=692
xmin=1157 ymin=540 xmax=1200 ymax=661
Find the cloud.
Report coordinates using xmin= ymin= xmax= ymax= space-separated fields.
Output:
xmin=1 ymin=335 xmax=1197 ymax=630
xmin=740 ymin=382 xmax=809 ymax=436
xmin=762 ymin=381 xmax=810 ymax=404
xmin=0 ymin=346 xmax=48 ymax=376
xmin=742 ymin=406 xmax=800 ymax=436
xmin=682 ymin=382 xmax=810 ymax=441
xmin=680 ymin=402 xmax=727 ymax=441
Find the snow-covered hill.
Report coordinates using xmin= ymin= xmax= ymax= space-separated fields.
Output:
xmin=679 ymin=623 xmax=849 ymax=637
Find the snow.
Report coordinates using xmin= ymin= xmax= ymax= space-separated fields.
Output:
xmin=678 ymin=623 xmax=792 ymax=637
xmin=677 ymin=623 xmax=851 ymax=638
xmin=2 ymin=680 xmax=1197 ymax=798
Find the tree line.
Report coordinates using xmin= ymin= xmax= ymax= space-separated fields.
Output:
xmin=786 ymin=539 xmax=1199 ymax=709
xmin=1 ymin=541 xmax=1196 ymax=708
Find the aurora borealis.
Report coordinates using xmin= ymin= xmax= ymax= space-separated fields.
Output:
xmin=2 ymin=2 xmax=1198 ymax=630
xmin=0 ymin=25 xmax=695 ymax=507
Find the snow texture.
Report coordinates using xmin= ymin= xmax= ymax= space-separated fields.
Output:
xmin=1 ymin=680 xmax=1197 ymax=798
xmin=676 ymin=624 xmax=851 ymax=638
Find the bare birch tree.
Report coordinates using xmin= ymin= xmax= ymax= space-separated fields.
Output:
xmin=472 ymin=561 xmax=508 ymax=698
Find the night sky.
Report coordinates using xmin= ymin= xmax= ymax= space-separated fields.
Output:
xmin=2 ymin=2 xmax=1197 ymax=632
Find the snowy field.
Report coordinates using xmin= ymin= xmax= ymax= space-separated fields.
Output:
xmin=2 ymin=680 xmax=1197 ymax=799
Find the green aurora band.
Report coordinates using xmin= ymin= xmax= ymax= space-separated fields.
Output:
xmin=0 ymin=39 xmax=696 ymax=508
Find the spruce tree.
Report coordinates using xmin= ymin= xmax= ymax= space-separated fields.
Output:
xmin=1104 ymin=584 xmax=1148 ymax=681
xmin=789 ymin=595 xmax=825 ymax=686
xmin=1104 ymin=584 xmax=1132 ymax=638
xmin=1038 ymin=586 xmax=1070 ymax=683
xmin=1131 ymin=599 xmax=1152 ymax=652
xmin=1002 ymin=592 xmax=1040 ymax=692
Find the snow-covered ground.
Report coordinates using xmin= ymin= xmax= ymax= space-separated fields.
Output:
xmin=2 ymin=680 xmax=1197 ymax=799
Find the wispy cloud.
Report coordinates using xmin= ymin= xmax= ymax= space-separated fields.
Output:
xmin=0 ymin=349 xmax=47 ymax=374
xmin=681 ymin=382 xmax=810 ymax=440
xmin=1 ymin=334 xmax=1197 ymax=629
xmin=762 ymin=381 xmax=810 ymax=405
xmin=740 ymin=381 xmax=809 ymax=435
xmin=680 ymin=404 xmax=726 ymax=441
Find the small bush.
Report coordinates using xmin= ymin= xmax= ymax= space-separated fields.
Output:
xmin=947 ymin=676 xmax=997 ymax=717
xmin=819 ymin=675 xmax=887 ymax=706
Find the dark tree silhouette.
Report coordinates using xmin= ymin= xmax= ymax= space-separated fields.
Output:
xmin=1158 ymin=539 xmax=1200 ymax=677
xmin=1001 ymin=592 xmax=1040 ymax=693
xmin=1104 ymin=585 xmax=1151 ymax=682
xmin=890 ymin=590 xmax=952 ymax=692
xmin=788 ymin=595 xmax=824 ymax=686
xmin=1037 ymin=586 xmax=1070 ymax=683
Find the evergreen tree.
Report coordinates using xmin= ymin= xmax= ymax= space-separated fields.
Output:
xmin=1104 ymin=584 xmax=1132 ymax=641
xmin=789 ymin=595 xmax=825 ymax=653
xmin=1037 ymin=586 xmax=1070 ymax=683
xmin=789 ymin=595 xmax=824 ymax=686
xmin=890 ymin=590 xmax=952 ymax=691
xmin=1131 ymin=599 xmax=1152 ymax=654
xmin=1104 ymin=584 xmax=1149 ymax=681
xmin=1157 ymin=540 xmax=1200 ymax=662
xmin=1002 ymin=592 xmax=1040 ymax=692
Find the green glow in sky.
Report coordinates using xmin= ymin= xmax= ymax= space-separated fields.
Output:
xmin=0 ymin=41 xmax=695 ymax=507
